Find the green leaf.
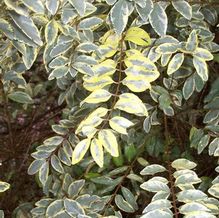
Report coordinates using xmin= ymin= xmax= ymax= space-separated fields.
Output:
xmin=46 ymin=0 xmax=59 ymax=15
xmin=172 ymin=0 xmax=192 ymax=20
xmin=121 ymin=186 xmax=138 ymax=210
xmin=109 ymin=116 xmax=134 ymax=135
xmin=193 ymin=57 xmax=208 ymax=81
xmin=186 ymin=30 xmax=198 ymax=52
xmin=177 ymin=190 xmax=207 ymax=203
xmin=49 ymin=66 xmax=69 ymax=80
xmin=51 ymin=154 xmax=64 ymax=174
xmin=68 ymin=180 xmax=85 ymax=198
xmin=78 ymin=17 xmax=103 ymax=30
xmin=39 ymin=162 xmax=49 ymax=185
xmin=171 ymin=159 xmax=197 ymax=170
xmin=46 ymin=200 xmax=64 ymax=217
xmin=9 ymin=11 xmax=43 ymax=46
xmin=115 ymin=194 xmax=135 ymax=213
xmin=0 ymin=182 xmax=10 ymax=193
xmin=72 ymin=139 xmax=91 ymax=165
xmin=64 ymin=199 xmax=85 ymax=216
xmin=167 ymin=53 xmax=184 ymax=75
xmin=193 ymin=48 xmax=213 ymax=61
xmin=68 ymin=0 xmax=86 ymax=16
xmin=22 ymin=45 xmax=38 ymax=69
xmin=8 ymin=91 xmax=33 ymax=104
xmin=140 ymin=164 xmax=166 ymax=175
xmin=149 ymin=3 xmax=168 ymax=36
xmin=21 ymin=0 xmax=45 ymax=14
xmin=28 ymin=159 xmax=46 ymax=175
xmin=183 ymin=76 xmax=195 ymax=100
xmin=136 ymin=0 xmax=153 ymax=21
xmin=115 ymin=93 xmax=148 ymax=116
xmin=81 ymin=89 xmax=112 ymax=105
xmin=110 ymin=0 xmax=132 ymax=35
xmin=45 ymin=20 xmax=59 ymax=45
xmin=90 ymin=138 xmax=104 ymax=168
xmin=197 ymin=135 xmax=210 ymax=154
xmin=98 ymin=129 xmax=119 ymax=157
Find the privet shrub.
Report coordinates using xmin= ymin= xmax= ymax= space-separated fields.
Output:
xmin=0 ymin=0 xmax=219 ymax=217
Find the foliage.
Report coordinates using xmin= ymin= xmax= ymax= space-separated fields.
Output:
xmin=0 ymin=0 xmax=219 ymax=217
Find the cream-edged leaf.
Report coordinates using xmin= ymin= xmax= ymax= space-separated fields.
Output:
xmin=172 ymin=0 xmax=192 ymax=20
xmin=98 ymin=129 xmax=119 ymax=157
xmin=45 ymin=20 xmax=59 ymax=45
xmin=167 ymin=53 xmax=184 ymax=75
xmin=193 ymin=48 xmax=213 ymax=61
xmin=186 ymin=30 xmax=198 ymax=52
xmin=72 ymin=139 xmax=91 ymax=165
xmin=109 ymin=116 xmax=134 ymax=134
xmin=46 ymin=0 xmax=59 ymax=15
xmin=193 ymin=57 xmax=208 ymax=81
xmin=90 ymin=138 xmax=104 ymax=168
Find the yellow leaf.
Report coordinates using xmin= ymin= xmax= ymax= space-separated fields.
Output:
xmin=98 ymin=129 xmax=119 ymax=157
xmin=109 ymin=116 xmax=134 ymax=135
xmin=115 ymin=93 xmax=148 ymax=116
xmin=100 ymin=30 xmax=120 ymax=48
xmin=90 ymin=138 xmax=104 ymax=167
xmin=125 ymin=66 xmax=159 ymax=82
xmin=92 ymin=59 xmax=117 ymax=76
xmin=83 ymin=75 xmax=114 ymax=91
xmin=72 ymin=139 xmax=91 ymax=165
xmin=122 ymin=76 xmax=151 ymax=92
xmin=81 ymin=89 xmax=112 ymax=105
xmin=76 ymin=107 xmax=108 ymax=134
xmin=125 ymin=27 xmax=151 ymax=46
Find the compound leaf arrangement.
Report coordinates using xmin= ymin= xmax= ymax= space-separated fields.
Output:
xmin=0 ymin=0 xmax=219 ymax=217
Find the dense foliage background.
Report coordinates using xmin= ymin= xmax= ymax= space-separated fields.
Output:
xmin=0 ymin=0 xmax=219 ymax=217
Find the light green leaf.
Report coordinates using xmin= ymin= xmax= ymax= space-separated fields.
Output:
xmin=140 ymin=164 xmax=166 ymax=175
xmin=149 ymin=3 xmax=168 ymax=36
xmin=90 ymin=138 xmax=104 ymax=168
xmin=68 ymin=0 xmax=86 ymax=16
xmin=115 ymin=93 xmax=148 ymax=116
xmin=98 ymin=129 xmax=119 ymax=157
xmin=46 ymin=200 xmax=64 ymax=217
xmin=140 ymin=180 xmax=170 ymax=193
xmin=39 ymin=161 xmax=49 ymax=185
xmin=208 ymin=184 xmax=219 ymax=198
xmin=81 ymin=89 xmax=112 ymax=105
xmin=72 ymin=139 xmax=91 ymax=165
xmin=121 ymin=186 xmax=138 ymax=210
xmin=179 ymin=202 xmax=210 ymax=214
xmin=167 ymin=53 xmax=184 ymax=75
xmin=143 ymin=199 xmax=172 ymax=213
xmin=136 ymin=0 xmax=153 ymax=21
xmin=171 ymin=159 xmax=197 ymax=170
xmin=22 ymin=45 xmax=38 ymax=69
xmin=177 ymin=189 xmax=207 ymax=203
xmin=28 ymin=159 xmax=46 ymax=175
xmin=46 ymin=0 xmax=59 ymax=15
xmin=0 ymin=182 xmax=10 ymax=193
xmin=197 ymin=135 xmax=210 ymax=154
xmin=172 ymin=0 xmax=192 ymax=20
xmin=141 ymin=209 xmax=172 ymax=218
xmin=8 ymin=91 xmax=33 ymax=104
xmin=193 ymin=56 xmax=208 ymax=81
xmin=109 ymin=116 xmax=134 ymax=135
xmin=183 ymin=76 xmax=195 ymax=100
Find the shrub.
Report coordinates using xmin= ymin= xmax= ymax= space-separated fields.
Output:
xmin=0 ymin=0 xmax=219 ymax=217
